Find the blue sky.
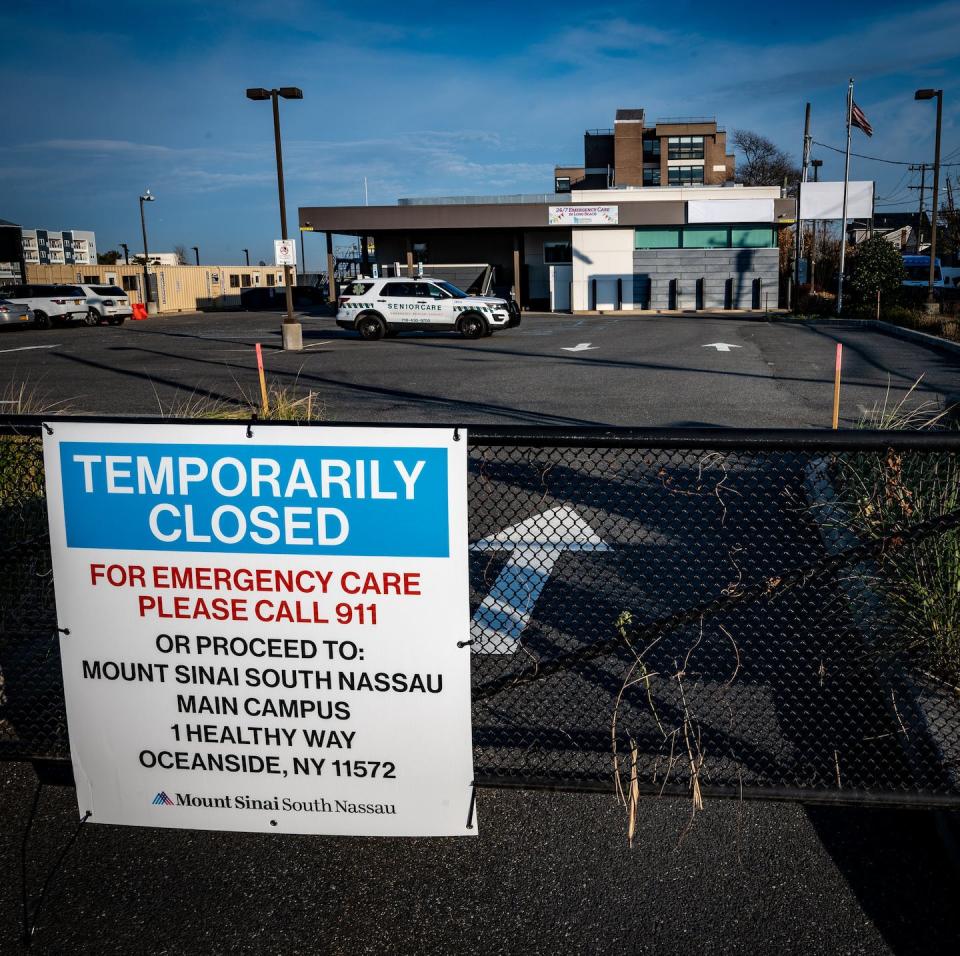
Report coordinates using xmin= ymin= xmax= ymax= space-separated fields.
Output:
xmin=2 ymin=0 xmax=959 ymax=265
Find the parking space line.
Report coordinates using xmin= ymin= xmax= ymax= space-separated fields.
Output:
xmin=0 ymin=344 xmax=62 ymax=353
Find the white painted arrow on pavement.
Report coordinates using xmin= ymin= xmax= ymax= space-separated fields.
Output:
xmin=702 ymin=342 xmax=742 ymax=352
xmin=470 ymin=506 xmax=610 ymax=654
xmin=561 ymin=342 xmax=597 ymax=352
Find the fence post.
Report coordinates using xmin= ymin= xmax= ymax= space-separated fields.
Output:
xmin=591 ymin=278 xmax=597 ymax=311
xmin=617 ymin=277 xmax=623 ymax=311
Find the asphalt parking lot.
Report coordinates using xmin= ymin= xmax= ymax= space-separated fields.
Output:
xmin=3 ymin=309 xmax=960 ymax=954
xmin=1 ymin=309 xmax=959 ymax=426
xmin=2 ymin=759 xmax=958 ymax=955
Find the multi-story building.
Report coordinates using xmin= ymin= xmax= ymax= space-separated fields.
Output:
xmin=554 ymin=109 xmax=735 ymax=193
xmin=21 ymin=228 xmax=98 ymax=266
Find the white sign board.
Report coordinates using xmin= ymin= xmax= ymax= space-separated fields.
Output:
xmin=274 ymin=239 xmax=297 ymax=266
xmin=799 ymin=181 xmax=874 ymax=220
xmin=43 ymin=422 xmax=475 ymax=837
xmin=687 ymin=198 xmax=775 ymax=224
xmin=548 ymin=205 xmax=619 ymax=226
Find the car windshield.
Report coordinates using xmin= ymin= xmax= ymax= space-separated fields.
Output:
xmin=434 ymin=281 xmax=468 ymax=298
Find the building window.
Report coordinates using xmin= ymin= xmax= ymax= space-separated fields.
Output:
xmin=682 ymin=227 xmax=729 ymax=249
xmin=731 ymin=227 xmax=776 ymax=248
xmin=544 ymin=242 xmax=572 ymax=263
xmin=555 ymin=177 xmax=571 ymax=193
xmin=643 ymin=168 xmax=661 ymax=186
xmin=635 ymin=225 xmax=777 ymax=250
xmin=642 ymin=137 xmax=661 ymax=162
xmin=241 ymin=274 xmax=251 ymax=288
xmin=265 ymin=272 xmax=275 ymax=286
xmin=229 ymin=274 xmax=240 ymax=288
xmin=635 ymin=227 xmax=681 ymax=250
xmin=122 ymin=275 xmax=138 ymax=291
xmin=667 ymin=136 xmax=705 ymax=160
xmin=667 ymin=165 xmax=705 ymax=186
xmin=83 ymin=274 xmax=99 ymax=284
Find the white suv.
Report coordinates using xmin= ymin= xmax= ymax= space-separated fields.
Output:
xmin=0 ymin=284 xmax=89 ymax=329
xmin=336 ymin=277 xmax=520 ymax=340
xmin=78 ymin=284 xmax=132 ymax=325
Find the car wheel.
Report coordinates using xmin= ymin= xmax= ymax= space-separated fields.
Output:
xmin=459 ymin=313 xmax=487 ymax=339
xmin=357 ymin=313 xmax=386 ymax=341
xmin=84 ymin=308 xmax=101 ymax=327
xmin=33 ymin=310 xmax=51 ymax=330
xmin=109 ymin=315 xmax=126 ymax=326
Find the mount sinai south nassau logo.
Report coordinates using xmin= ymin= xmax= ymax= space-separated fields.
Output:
xmin=152 ymin=791 xmax=174 ymax=806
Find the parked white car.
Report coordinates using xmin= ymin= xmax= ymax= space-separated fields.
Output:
xmin=0 ymin=283 xmax=88 ymax=329
xmin=78 ymin=284 xmax=132 ymax=325
xmin=336 ymin=277 xmax=520 ymax=340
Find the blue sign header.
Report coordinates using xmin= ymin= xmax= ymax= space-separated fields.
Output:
xmin=59 ymin=442 xmax=449 ymax=557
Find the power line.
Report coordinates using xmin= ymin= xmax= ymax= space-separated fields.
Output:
xmin=812 ymin=139 xmax=960 ymax=167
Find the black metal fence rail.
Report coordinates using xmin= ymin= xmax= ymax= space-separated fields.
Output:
xmin=3 ymin=416 xmax=960 ymax=808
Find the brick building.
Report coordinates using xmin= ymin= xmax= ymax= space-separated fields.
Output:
xmin=554 ymin=109 xmax=735 ymax=192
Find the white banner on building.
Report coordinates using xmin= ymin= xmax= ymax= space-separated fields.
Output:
xmin=274 ymin=239 xmax=297 ymax=266
xmin=548 ymin=205 xmax=619 ymax=226
xmin=43 ymin=422 xmax=475 ymax=837
xmin=799 ymin=181 xmax=874 ymax=220
xmin=687 ymin=198 xmax=775 ymax=224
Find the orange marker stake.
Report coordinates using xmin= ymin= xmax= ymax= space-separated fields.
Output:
xmin=832 ymin=342 xmax=842 ymax=430
xmin=255 ymin=343 xmax=269 ymax=416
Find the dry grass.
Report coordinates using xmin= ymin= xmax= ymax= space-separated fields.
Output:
xmin=0 ymin=380 xmax=73 ymax=415
xmin=839 ymin=380 xmax=960 ymax=686
xmin=156 ymin=378 xmax=326 ymax=423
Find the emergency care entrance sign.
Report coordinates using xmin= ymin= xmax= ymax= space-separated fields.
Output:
xmin=42 ymin=422 xmax=475 ymax=837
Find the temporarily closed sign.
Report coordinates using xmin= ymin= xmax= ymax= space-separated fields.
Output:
xmin=43 ymin=422 xmax=475 ymax=836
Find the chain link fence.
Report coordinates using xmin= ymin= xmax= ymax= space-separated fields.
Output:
xmin=2 ymin=418 xmax=960 ymax=807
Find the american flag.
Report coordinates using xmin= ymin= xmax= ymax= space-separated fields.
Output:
xmin=851 ymin=100 xmax=873 ymax=137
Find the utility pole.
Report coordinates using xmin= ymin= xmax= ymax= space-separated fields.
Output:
xmin=809 ymin=159 xmax=822 ymax=290
xmin=910 ymin=164 xmax=928 ymax=252
xmin=794 ymin=103 xmax=812 ymax=305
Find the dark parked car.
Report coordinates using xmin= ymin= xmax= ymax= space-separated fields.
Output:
xmin=239 ymin=285 xmax=330 ymax=311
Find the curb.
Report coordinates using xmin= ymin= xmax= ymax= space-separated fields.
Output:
xmin=788 ymin=318 xmax=960 ymax=359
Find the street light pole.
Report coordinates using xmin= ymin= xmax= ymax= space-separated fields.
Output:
xmin=246 ymin=85 xmax=303 ymax=352
xmin=916 ymin=88 xmax=943 ymax=308
xmin=192 ymin=246 xmax=200 ymax=266
xmin=139 ymin=190 xmax=156 ymax=314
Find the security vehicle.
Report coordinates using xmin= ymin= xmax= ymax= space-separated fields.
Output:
xmin=336 ymin=277 xmax=520 ymax=340
xmin=0 ymin=284 xmax=89 ymax=329
xmin=77 ymin=284 xmax=132 ymax=325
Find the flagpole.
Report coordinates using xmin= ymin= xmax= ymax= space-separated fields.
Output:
xmin=837 ymin=78 xmax=854 ymax=314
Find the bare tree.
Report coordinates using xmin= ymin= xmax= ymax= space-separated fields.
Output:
xmin=732 ymin=130 xmax=800 ymax=189
xmin=173 ymin=244 xmax=188 ymax=265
